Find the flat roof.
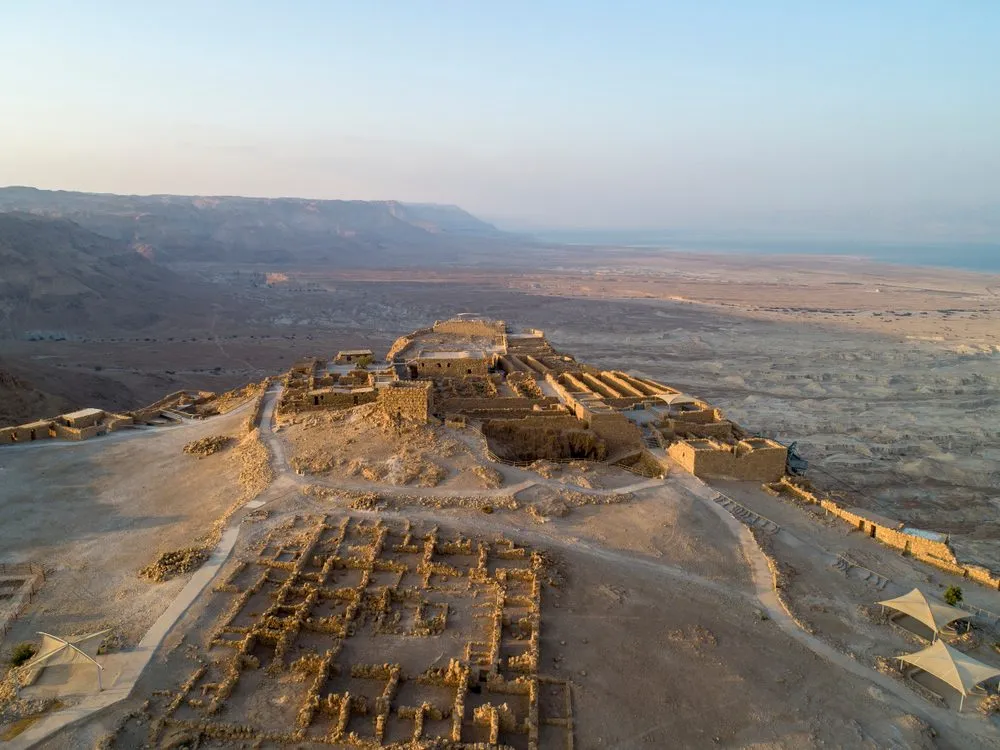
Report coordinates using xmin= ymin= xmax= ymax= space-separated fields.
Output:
xmin=686 ymin=439 xmax=723 ymax=449
xmin=901 ymin=527 xmax=949 ymax=543
xmin=740 ymin=437 xmax=784 ymax=449
xmin=337 ymin=349 xmax=373 ymax=355
xmin=655 ymin=393 xmax=698 ymax=406
xmin=17 ymin=419 xmax=54 ymax=429
xmin=62 ymin=408 xmax=104 ymax=420
xmin=309 ymin=386 xmax=375 ymax=394
xmin=415 ymin=351 xmax=486 ymax=359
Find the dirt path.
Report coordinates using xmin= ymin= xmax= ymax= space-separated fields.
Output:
xmin=8 ymin=400 xmax=260 ymax=749
xmin=665 ymin=461 xmax=1000 ymax=747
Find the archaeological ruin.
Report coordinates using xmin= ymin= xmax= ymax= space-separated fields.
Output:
xmin=273 ymin=316 xmax=787 ymax=480
xmin=135 ymin=514 xmax=567 ymax=749
xmin=0 ymin=408 xmax=134 ymax=444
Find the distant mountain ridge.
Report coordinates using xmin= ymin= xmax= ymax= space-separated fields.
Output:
xmin=0 ymin=187 xmax=515 ymax=265
xmin=0 ymin=212 xmax=228 ymax=337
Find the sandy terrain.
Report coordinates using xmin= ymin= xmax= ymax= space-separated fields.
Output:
xmin=27 ymin=478 xmax=952 ymax=750
xmin=7 ymin=385 xmax=996 ymax=749
xmin=6 ymin=255 xmax=996 ymax=587
xmin=279 ymin=406 xmax=492 ymax=492
xmin=0 ymin=402 xmax=253 ymax=651
xmin=711 ymin=479 xmax=1000 ymax=698
xmin=2 ymin=251 xmax=999 ymax=747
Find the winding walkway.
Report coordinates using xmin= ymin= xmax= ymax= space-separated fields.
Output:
xmin=8 ymin=396 xmax=266 ymax=749
xmin=664 ymin=458 xmax=1000 ymax=747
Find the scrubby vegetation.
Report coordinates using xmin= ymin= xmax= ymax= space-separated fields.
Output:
xmin=8 ymin=643 xmax=35 ymax=668
xmin=944 ymin=585 xmax=963 ymax=606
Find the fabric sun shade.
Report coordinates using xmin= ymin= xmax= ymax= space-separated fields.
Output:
xmin=877 ymin=588 xmax=969 ymax=635
xmin=899 ymin=639 xmax=1000 ymax=703
xmin=22 ymin=630 xmax=109 ymax=690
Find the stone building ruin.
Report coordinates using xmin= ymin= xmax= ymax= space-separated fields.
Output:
xmin=270 ymin=316 xmax=787 ymax=480
xmin=0 ymin=408 xmax=134 ymax=444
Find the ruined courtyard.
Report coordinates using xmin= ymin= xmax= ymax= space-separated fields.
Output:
xmin=124 ymin=514 xmax=565 ymax=749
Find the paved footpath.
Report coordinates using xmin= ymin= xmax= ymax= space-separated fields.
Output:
xmin=10 ymin=524 xmax=242 ymax=749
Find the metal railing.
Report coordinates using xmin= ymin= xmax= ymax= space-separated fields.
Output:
xmin=713 ymin=491 xmax=781 ymax=534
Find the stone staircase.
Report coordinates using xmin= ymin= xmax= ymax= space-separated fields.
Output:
xmin=641 ymin=427 xmax=663 ymax=450
xmin=713 ymin=493 xmax=780 ymax=534
xmin=832 ymin=554 xmax=891 ymax=590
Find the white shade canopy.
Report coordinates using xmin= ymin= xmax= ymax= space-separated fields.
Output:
xmin=877 ymin=588 xmax=969 ymax=635
xmin=899 ymin=639 xmax=1000 ymax=697
xmin=654 ymin=394 xmax=698 ymax=406
xmin=22 ymin=630 xmax=109 ymax=690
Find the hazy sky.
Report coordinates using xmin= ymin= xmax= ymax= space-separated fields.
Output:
xmin=2 ymin=1 xmax=998 ymax=234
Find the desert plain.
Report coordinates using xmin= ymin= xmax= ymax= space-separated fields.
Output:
xmin=1 ymin=248 xmax=999 ymax=749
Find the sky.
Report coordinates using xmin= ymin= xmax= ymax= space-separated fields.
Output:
xmin=1 ymin=1 xmax=999 ymax=237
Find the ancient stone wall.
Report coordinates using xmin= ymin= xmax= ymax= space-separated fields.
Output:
xmin=0 ymin=422 xmax=54 ymax=443
xmin=520 ymin=355 xmax=551 ymax=375
xmin=600 ymin=371 xmax=646 ymax=397
xmin=63 ymin=410 xmax=103 ymax=429
xmin=432 ymin=319 xmax=506 ymax=339
xmin=437 ymin=396 xmax=558 ymax=413
xmin=485 ymin=415 xmax=583 ymax=432
xmin=107 ymin=414 xmax=134 ymax=431
xmin=774 ymin=477 xmax=1000 ymax=589
xmin=545 ymin=372 xmax=577 ymax=406
xmin=604 ymin=397 xmax=648 ymax=410
xmin=386 ymin=326 xmax=434 ymax=361
xmin=2 ymin=408 xmax=136 ymax=444
xmin=497 ymin=355 xmax=528 ymax=373
xmin=410 ymin=356 xmax=492 ymax=378
xmin=378 ymin=382 xmax=433 ymax=422
xmin=312 ymin=390 xmax=378 ymax=410
xmin=577 ymin=372 xmax=619 ymax=398
xmin=733 ymin=440 xmax=787 ymax=482
xmin=561 ymin=372 xmax=592 ymax=396
xmin=482 ymin=416 xmax=605 ymax=462
xmin=51 ymin=422 xmax=105 ymax=441
xmin=666 ymin=418 xmax=735 ymax=440
xmin=608 ymin=371 xmax=672 ymax=396
xmin=334 ymin=349 xmax=373 ymax=364
xmin=670 ymin=406 xmax=721 ymax=425
xmin=243 ymin=380 xmax=269 ymax=430
xmin=630 ymin=374 xmax=682 ymax=395
xmin=669 ymin=441 xmax=726 ymax=476
xmin=669 ymin=438 xmax=787 ymax=482
xmin=451 ymin=408 xmax=567 ymax=420
xmin=585 ymin=412 xmax=643 ymax=455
